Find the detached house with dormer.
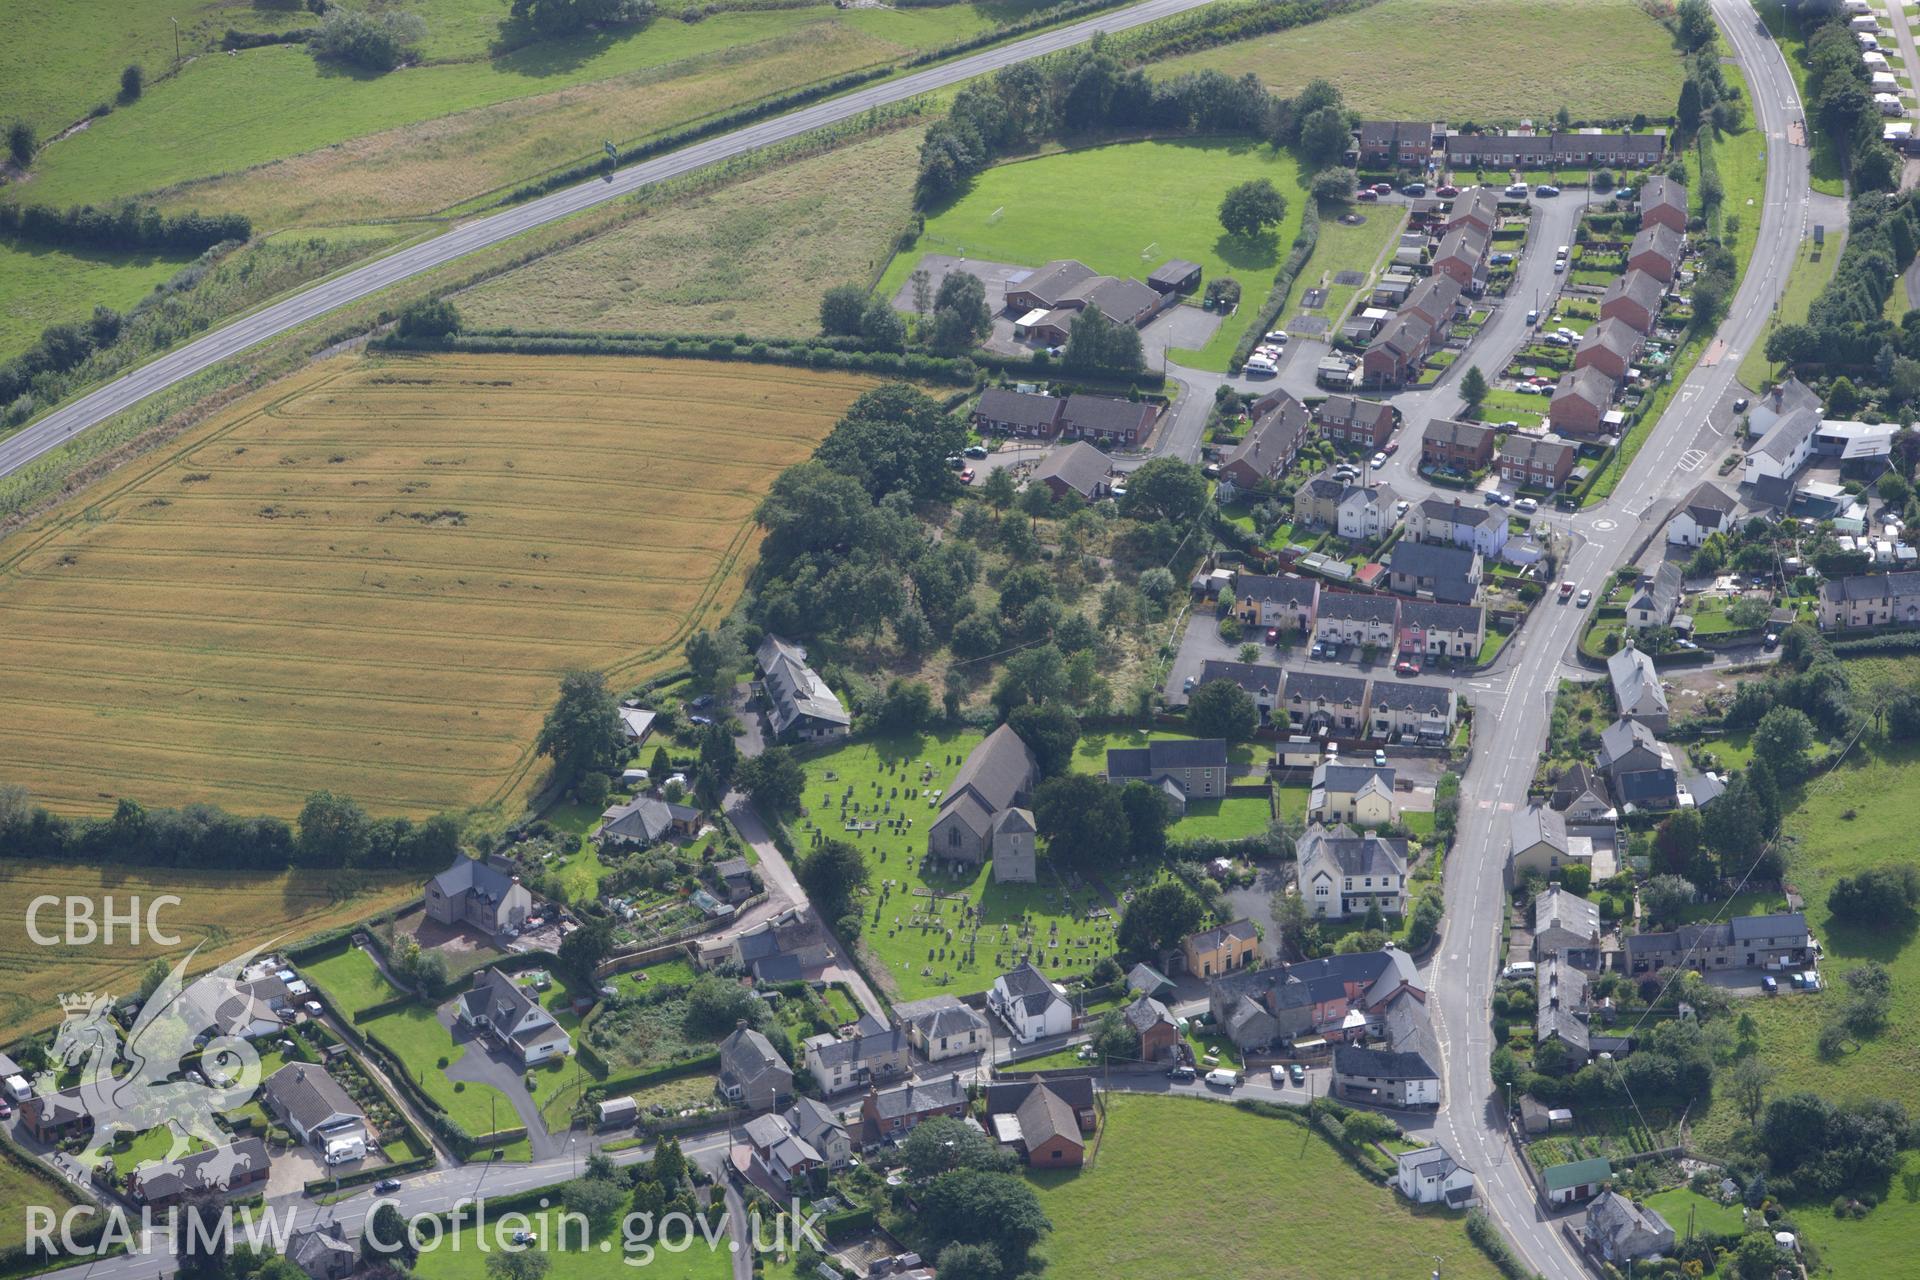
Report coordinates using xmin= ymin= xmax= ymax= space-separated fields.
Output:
xmin=456 ymin=969 xmax=572 ymax=1067
xmin=1295 ymin=822 xmax=1409 ymax=919
xmin=425 ymin=857 xmax=533 ymax=937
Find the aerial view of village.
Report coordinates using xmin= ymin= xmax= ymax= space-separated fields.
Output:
xmin=2 ymin=0 xmax=1919 ymax=1277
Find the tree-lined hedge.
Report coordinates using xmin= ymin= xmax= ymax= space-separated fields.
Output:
xmin=1230 ymin=199 xmax=1320 ymax=372
xmin=0 ymin=201 xmax=251 ymax=256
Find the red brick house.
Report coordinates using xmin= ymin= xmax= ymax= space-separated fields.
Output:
xmin=1551 ymin=367 xmax=1616 ymax=439
xmin=1314 ymin=394 xmax=1397 ymax=450
xmin=1422 ymin=417 xmax=1496 ymax=471
xmin=1498 ymin=434 xmax=1578 ymax=489
xmin=1219 ymin=391 xmax=1309 ymax=490
xmin=1599 ymin=270 xmax=1664 ymax=334
xmin=1124 ymin=995 xmax=1182 ymax=1060
xmin=1431 ymin=226 xmax=1489 ymax=288
xmin=1638 ymin=176 xmax=1688 ymax=234
xmin=1062 ymin=394 xmax=1158 ymax=444
xmin=1402 ymin=274 xmax=1463 ymax=330
xmin=1573 ymin=318 xmax=1642 ymax=381
xmin=986 ymin=1076 xmax=1093 ymax=1170
xmin=1356 ymin=121 xmax=1433 ymax=167
xmin=972 ymin=388 xmax=1062 ymax=437
xmin=1362 ymin=314 xmax=1432 ymax=386
xmin=1626 ymin=224 xmax=1684 ymax=284
xmin=859 ymin=1074 xmax=967 ymax=1145
xmin=1440 ymin=188 xmax=1502 ymax=238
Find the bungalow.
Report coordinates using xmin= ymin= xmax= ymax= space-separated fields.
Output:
xmin=1440 ymin=187 xmax=1502 ymax=237
xmin=1533 ymin=887 xmax=1604 ymax=968
xmin=1550 ymin=366 xmax=1616 ymax=439
xmin=1442 ymin=132 xmax=1551 ymax=167
xmin=1508 ymin=804 xmax=1574 ymax=881
xmin=1033 ymin=440 xmax=1113 ymax=502
xmin=1626 ymin=223 xmax=1685 ymax=284
xmin=128 ymin=1138 xmax=270 ymax=1208
xmin=1147 ymin=258 xmax=1202 ymax=294
xmin=596 ymin=794 xmax=703 ymax=850
xmin=1386 ymin=540 xmax=1482 ymax=605
xmin=1314 ymin=394 xmax=1397 ymax=450
xmin=1061 ymin=393 xmax=1158 ymax=444
xmin=860 ymin=1073 xmax=967 ymax=1145
xmin=717 ymin=1024 xmax=794 ymax=1112
xmin=1190 ymin=661 xmax=1279 ymax=721
xmin=803 ymin=1013 xmax=910 ymax=1095
xmin=1402 ymin=273 xmax=1463 ymax=330
xmin=1597 ymin=717 xmax=1680 ymax=810
xmin=1422 ymin=417 xmax=1497 ymax=472
xmin=1399 ymin=599 xmax=1486 ymax=660
xmin=985 ymin=1076 xmax=1091 ymax=1168
xmin=1573 ymin=317 xmax=1642 ymax=381
xmin=1312 ymin=594 xmax=1400 ymax=652
xmin=1332 ymin=1044 xmax=1439 ymax=1108
xmin=1282 ymin=669 xmax=1374 ymax=736
xmin=1395 ymin=1145 xmax=1477 ymax=1208
xmin=757 ymin=634 xmax=851 ymax=742
xmin=1004 ymin=260 xmax=1165 ymax=328
xmin=893 ymin=995 xmax=991 ymax=1062
xmin=1106 ymin=737 xmax=1230 ymax=807
xmin=1498 ymin=433 xmax=1578 ymax=490
xmin=1543 ymin=1156 xmax=1612 ymax=1207
xmin=1356 ymin=120 xmax=1435 ymax=166
xmin=1309 ymin=761 xmax=1397 ymax=827
xmin=1637 ymin=175 xmax=1688 ymax=233
xmin=971 ymin=387 xmax=1062 ymax=437
xmin=1369 ymin=680 xmax=1458 ymax=742
xmin=1362 ymin=313 xmax=1433 ymax=386
xmin=1584 ymin=1192 xmax=1676 ymax=1264
xmin=1431 ymin=225 xmax=1489 ymax=288
xmin=990 ymin=962 xmax=1074 ymax=1043
xmin=1296 ymin=822 xmax=1410 ymax=919
xmin=1606 ymin=642 xmax=1669 ymax=732
xmin=1624 ymin=562 xmax=1682 ymax=629
xmin=1599 ymin=269 xmax=1665 ymax=334
xmin=1411 ymin=497 xmax=1508 ymax=558
xmin=1234 ymin=573 xmax=1319 ymax=633
xmin=1206 ymin=948 xmax=1423 ymax=1052
xmin=1218 ymin=391 xmax=1309 ymax=491
xmin=1182 ymin=918 xmax=1260 ymax=978
xmin=1817 ymin=570 xmax=1920 ymax=629
xmin=425 ymin=856 xmax=533 ymax=935
xmin=1123 ymin=994 xmax=1182 ymax=1060
xmin=457 ymin=969 xmax=572 ymax=1067
xmin=1667 ymin=481 xmax=1738 ymax=546
xmin=618 ymin=706 xmax=657 ymax=748
xmin=261 ymin=1065 xmax=368 ymax=1165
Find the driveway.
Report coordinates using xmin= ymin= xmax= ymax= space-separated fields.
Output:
xmin=438 ymin=1006 xmax=563 ymax=1159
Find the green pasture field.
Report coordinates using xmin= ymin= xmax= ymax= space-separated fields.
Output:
xmin=0 ymin=239 xmax=192 ymax=362
xmin=458 ymin=125 xmax=923 ymax=337
xmin=1028 ymin=1095 xmax=1501 ymax=1278
xmin=874 ymin=138 xmax=1313 ymax=372
xmin=1737 ymin=234 xmax=1840 ymax=391
xmin=1150 ymin=0 xmax=1683 ymax=124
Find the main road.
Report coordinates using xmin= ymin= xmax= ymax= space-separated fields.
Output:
xmin=1418 ymin=3 xmax=1814 ymax=1277
xmin=0 ymin=0 xmax=1223 ymax=484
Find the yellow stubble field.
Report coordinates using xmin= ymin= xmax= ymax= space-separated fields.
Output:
xmin=0 ymin=354 xmax=874 ymax=818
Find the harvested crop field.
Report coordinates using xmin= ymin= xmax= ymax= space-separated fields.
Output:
xmin=0 ymin=862 xmax=420 ymax=1041
xmin=0 ymin=354 xmax=873 ymax=816
xmin=458 ymin=125 xmax=925 ymax=336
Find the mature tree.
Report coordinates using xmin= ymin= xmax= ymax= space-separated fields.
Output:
xmin=1460 ymin=364 xmax=1489 ymax=413
xmin=1007 ymin=702 xmax=1079 ymax=778
xmin=1828 ymin=863 xmax=1920 ymax=926
xmin=903 ymin=1116 xmax=1013 ymax=1181
xmin=798 ymin=838 xmax=869 ymax=926
xmin=1297 ymin=106 xmax=1352 ymax=168
xmin=1728 ymin=1053 xmax=1778 ymax=1126
xmin=557 ymin=917 xmax=613 ymax=977
xmin=1089 ymin=1008 xmax=1140 ymax=1060
xmin=1062 ymin=304 xmax=1143 ymax=374
xmin=931 ymin=1244 xmax=1003 ymax=1280
xmin=859 ymin=296 xmax=907 ymax=352
xmin=297 ymin=791 xmax=371 ymax=867
xmin=136 ymin=957 xmax=172 ymax=1004
xmin=814 ymin=383 xmax=968 ymax=501
xmin=1674 ymin=0 xmax=1715 ymax=51
xmin=561 ymin=1175 xmax=626 ymax=1229
xmin=1118 ymin=781 xmax=1171 ymax=860
xmin=684 ymin=627 xmax=746 ymax=697
xmin=1677 ymin=77 xmax=1703 ymax=135
xmin=1186 ymin=678 xmax=1258 ymax=742
xmin=1310 ymin=167 xmax=1358 ymax=203
xmin=364 ymin=1203 xmax=416 ymax=1266
xmin=537 ymin=669 xmax=623 ymax=784
xmin=1750 ymin=704 xmax=1814 ymax=781
xmin=1115 ymin=878 xmax=1207 ymax=961
xmin=5 ymin=121 xmax=35 ymax=171
xmin=396 ymin=297 xmax=461 ymax=340
xmin=737 ymin=746 xmax=805 ymax=816
xmin=992 ymin=643 xmax=1068 ymax=713
xmin=930 ymin=271 xmax=993 ymax=354
xmin=310 ymin=7 xmax=425 ymax=70
xmin=508 ymin=0 xmax=650 ymax=37
xmin=820 ymin=283 xmax=867 ymax=336
xmin=917 ymin=1169 xmax=1050 ymax=1274
xmin=1033 ymin=772 xmax=1129 ymax=871
xmin=484 ymin=1249 xmax=551 ymax=1280
xmin=1270 ymin=888 xmax=1313 ymax=960
xmin=683 ymin=973 xmax=762 ymax=1036
xmin=980 ymin=465 xmax=1016 ymax=508
xmin=1641 ymin=874 xmax=1697 ymax=926
xmin=1651 ymin=807 xmax=1707 ymax=880
xmin=871 ymin=679 xmax=937 ymax=734
xmin=696 ymin=720 xmax=738 ymax=803
xmin=1218 ymin=178 xmax=1287 ymax=240
xmin=1120 ymin=457 xmax=1209 ymax=525
xmin=1702 ymin=776 xmax=1763 ymax=857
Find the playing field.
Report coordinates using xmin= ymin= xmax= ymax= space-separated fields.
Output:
xmin=1030 ymin=1095 xmax=1502 ymax=1278
xmin=1154 ymin=0 xmax=1683 ymax=124
xmin=458 ymin=126 xmax=925 ymax=337
xmin=0 ymin=354 xmax=874 ymax=816
xmin=874 ymin=137 xmax=1311 ymax=372
xmin=0 ymin=862 xmax=420 ymax=1041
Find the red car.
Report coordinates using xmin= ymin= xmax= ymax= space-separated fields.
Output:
xmin=1383 ymin=440 xmax=1399 ymax=455
xmin=1371 ymin=182 xmax=1392 ymax=195
xmin=1395 ymin=659 xmax=1421 ymax=677
xmin=1265 ymin=627 xmax=1280 ymax=644
xmin=960 ymin=468 xmax=975 ymax=483
xmin=1436 ymin=184 xmax=1459 ymax=198
xmin=1356 ymin=188 xmax=1379 ymax=202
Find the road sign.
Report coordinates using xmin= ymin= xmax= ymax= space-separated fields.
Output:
xmin=604 ymin=140 xmax=617 ymax=161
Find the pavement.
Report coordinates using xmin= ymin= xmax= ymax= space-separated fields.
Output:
xmin=0 ymin=0 xmax=1227 ymax=488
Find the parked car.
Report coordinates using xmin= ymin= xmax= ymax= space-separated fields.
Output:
xmin=1183 ymin=675 xmax=1196 ymax=692
xmin=1370 ymin=452 xmax=1388 ymax=469
xmin=1384 ymin=439 xmax=1399 ymax=455
xmin=945 ymin=455 xmax=965 ymax=470
xmin=1270 ymin=1064 xmax=1290 ymax=1086
xmin=1373 ymin=748 xmax=1388 ymax=767
xmin=1526 ymin=309 xmax=1539 ymax=325
xmin=1505 ymin=183 xmax=1529 ymax=197
xmin=1266 ymin=627 xmax=1280 ymax=644
xmin=1403 ymin=181 xmax=1426 ymax=196
xmin=1310 ymin=641 xmax=1327 ymax=659
xmin=1764 ymin=631 xmax=1779 ymax=650
xmin=1514 ymin=497 xmax=1539 ymax=514
xmin=375 ymin=1179 xmax=402 ymax=1195
xmin=1372 ymin=182 xmax=1393 ymax=195
xmin=1395 ymin=659 xmax=1420 ymax=676
xmin=1733 ymin=396 xmax=1750 ymax=412
xmin=1266 ymin=329 xmax=1290 ymax=343
xmin=1543 ymin=332 xmax=1570 ymax=346
xmin=1535 ymin=184 xmax=1560 ymax=197
xmin=1485 ymin=491 xmax=1510 ymax=506
xmin=1552 ymin=259 xmax=1565 ymax=273
xmin=1436 ymin=184 xmax=1459 ymax=198
xmin=1289 ymin=1063 xmax=1307 ymax=1084
xmin=960 ymin=468 xmax=975 ymax=483
xmin=1489 ymin=251 xmax=1514 ymax=265
xmin=1502 ymin=961 xmax=1538 ymax=980
xmin=1395 ymin=498 xmax=1410 ymax=513
xmin=1357 ymin=188 xmax=1379 ymax=202
xmin=1167 ymin=1064 xmax=1196 ymax=1082
xmin=1761 ymin=975 xmax=1779 ymax=996
xmin=964 ymin=444 xmax=988 ymax=458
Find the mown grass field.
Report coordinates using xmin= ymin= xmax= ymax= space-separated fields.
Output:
xmin=874 ymin=138 xmax=1312 ymax=371
xmin=10 ymin=2 xmax=1006 ymax=230
xmin=1153 ymin=0 xmax=1684 ymax=123
xmin=1690 ymin=729 xmax=1920 ymax=1153
xmin=0 ymin=239 xmax=193 ymax=361
xmin=0 ymin=1150 xmax=82 ymax=1253
xmin=0 ymin=862 xmax=420 ymax=1041
xmin=361 ymin=1002 xmax=520 ymax=1140
xmin=459 ymin=125 xmax=924 ymax=336
xmin=1737 ymin=234 xmax=1840 ymax=391
xmin=303 ymin=945 xmax=405 ymax=1017
xmin=0 ymin=354 xmax=873 ymax=816
xmin=796 ymin=729 xmax=1127 ymax=1002
xmin=1029 ymin=1095 xmax=1502 ymax=1279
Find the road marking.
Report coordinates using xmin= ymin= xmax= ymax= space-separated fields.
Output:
xmin=1679 ymin=448 xmax=1707 ymax=472
xmin=1593 ymin=518 xmax=1617 ymax=531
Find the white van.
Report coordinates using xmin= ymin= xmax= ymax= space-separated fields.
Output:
xmin=1205 ymin=1068 xmax=1241 ymax=1090
xmin=4 ymin=1075 xmax=32 ymax=1104
xmin=1501 ymin=961 xmax=1537 ymax=981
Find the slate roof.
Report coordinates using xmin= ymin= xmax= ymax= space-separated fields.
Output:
xmin=1627 ymin=562 xmax=1682 ymax=618
xmin=429 ymin=856 xmax=521 ymax=908
xmin=1313 ymin=762 xmax=1395 ymax=796
xmin=1446 ymin=187 xmax=1503 ymax=231
xmin=1298 ymin=822 xmax=1409 ymax=880
xmin=1607 ymin=643 xmax=1667 ymax=719
xmin=1602 ymin=269 xmax=1665 ymax=316
xmin=1403 ymin=273 xmax=1463 ymax=325
xmin=1388 ymin=540 xmax=1479 ymax=601
xmin=286 ymin=1227 xmax=357 ymax=1280
xmin=1315 ymin=395 xmax=1396 ymax=434
xmin=1283 ymin=669 xmax=1370 ymax=705
xmin=719 ymin=1026 xmax=792 ymax=1091
xmin=1510 ymin=804 xmax=1568 ymax=855
xmin=1423 ymin=417 xmax=1495 ymax=450
xmin=1222 ymin=391 xmax=1310 ymax=479
xmin=129 ymin=1138 xmax=269 ymax=1203
xmin=1500 ymin=433 xmax=1577 ymax=469
xmin=1237 ymin=573 xmax=1318 ymax=609
xmin=975 ymin=387 xmax=1061 ymax=432
xmin=1555 ymin=365 xmax=1616 ymax=411
xmin=1434 ymin=224 xmax=1489 ymax=269
xmin=1015 ymin=260 xmax=1099 ymax=305
xmin=1678 ymin=482 xmax=1737 ymax=526
xmin=1107 ymin=737 xmax=1229 ymax=778
xmin=1729 ymin=911 xmax=1810 ymax=942
xmin=1211 ymin=948 xmax=1419 ymax=1017
xmin=939 ymin=725 xmax=1037 ymax=834
xmin=1333 ymin=1044 xmax=1437 ymax=1081
xmin=1400 ymin=598 xmax=1482 ymax=633
xmin=1122 ymin=994 xmax=1177 ymax=1035
xmin=1370 ymin=312 xmax=1432 ymax=360
xmin=1015 ymin=1080 xmax=1083 ymax=1151
xmin=1819 ymin=571 xmax=1920 ymax=604
xmin=1367 ymin=681 xmax=1453 ymax=716
xmin=1062 ymin=393 xmax=1157 ymax=438
xmin=1599 ymin=716 xmax=1665 ymax=768
xmin=1034 ymin=440 xmax=1112 ymax=498
xmin=893 ymin=994 xmax=989 ymax=1041
xmin=1149 ymin=258 xmax=1201 ymax=288
xmin=1197 ymin=658 xmax=1285 ymax=700
xmin=868 ymin=1072 xmax=966 ymax=1121
xmin=1534 ymin=886 xmax=1602 ymax=942
xmin=1578 ymin=317 xmax=1642 ymax=366
xmin=1638 ymin=175 xmax=1687 ymax=222
xmin=1317 ymin=591 xmax=1401 ymax=624
xmin=1417 ymin=497 xmax=1500 ymax=529
xmin=1186 ymin=918 xmax=1258 ymax=953
xmin=1629 ymin=222 xmax=1685 ymax=267
xmin=997 ymin=961 xmax=1069 ymax=1020
xmin=1551 ymin=762 xmax=1611 ymax=811
xmin=985 ymin=1074 xmax=1095 ymax=1117
xmin=263 ymin=1065 xmax=363 ymax=1133
xmin=598 ymin=794 xmax=702 ymax=845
